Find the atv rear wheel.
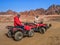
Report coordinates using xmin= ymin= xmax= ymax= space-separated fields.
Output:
xmin=14 ymin=31 xmax=23 ymax=41
xmin=49 ymin=24 xmax=52 ymax=27
xmin=7 ymin=31 xmax=12 ymax=38
xmin=28 ymin=29 xmax=34 ymax=37
xmin=47 ymin=24 xmax=52 ymax=28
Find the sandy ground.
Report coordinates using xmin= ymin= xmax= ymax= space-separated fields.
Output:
xmin=0 ymin=21 xmax=60 ymax=45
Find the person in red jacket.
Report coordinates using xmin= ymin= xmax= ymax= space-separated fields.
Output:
xmin=14 ymin=14 xmax=24 ymax=28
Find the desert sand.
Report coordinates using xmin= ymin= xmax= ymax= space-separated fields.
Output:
xmin=0 ymin=21 xmax=60 ymax=45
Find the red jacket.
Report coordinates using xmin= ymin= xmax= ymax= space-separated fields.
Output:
xmin=14 ymin=16 xmax=22 ymax=26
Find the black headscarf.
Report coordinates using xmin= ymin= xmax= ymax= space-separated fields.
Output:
xmin=17 ymin=14 xmax=20 ymax=18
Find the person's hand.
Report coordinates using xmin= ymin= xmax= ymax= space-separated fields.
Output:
xmin=21 ymin=23 xmax=24 ymax=26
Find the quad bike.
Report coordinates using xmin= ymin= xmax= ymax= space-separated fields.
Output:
xmin=7 ymin=24 xmax=34 ymax=41
xmin=24 ymin=22 xmax=52 ymax=34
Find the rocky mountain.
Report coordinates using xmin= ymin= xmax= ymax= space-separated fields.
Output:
xmin=0 ymin=10 xmax=17 ymax=15
xmin=0 ymin=4 xmax=60 ymax=15
xmin=20 ymin=4 xmax=60 ymax=15
xmin=46 ymin=4 xmax=60 ymax=15
xmin=20 ymin=8 xmax=46 ymax=16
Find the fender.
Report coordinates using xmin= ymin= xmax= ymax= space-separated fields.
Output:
xmin=39 ymin=26 xmax=47 ymax=30
xmin=12 ymin=28 xmax=24 ymax=34
xmin=24 ymin=25 xmax=32 ymax=31
xmin=39 ymin=24 xmax=46 ymax=27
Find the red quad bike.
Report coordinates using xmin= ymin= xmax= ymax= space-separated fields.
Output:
xmin=7 ymin=23 xmax=34 ymax=41
xmin=26 ymin=22 xmax=52 ymax=34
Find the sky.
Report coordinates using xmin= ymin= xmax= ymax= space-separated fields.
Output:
xmin=0 ymin=0 xmax=60 ymax=12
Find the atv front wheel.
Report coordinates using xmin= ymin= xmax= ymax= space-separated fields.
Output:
xmin=14 ymin=31 xmax=23 ymax=41
xmin=28 ymin=29 xmax=34 ymax=37
xmin=39 ymin=27 xmax=46 ymax=34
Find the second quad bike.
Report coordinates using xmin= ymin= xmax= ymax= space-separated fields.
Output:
xmin=24 ymin=22 xmax=52 ymax=34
